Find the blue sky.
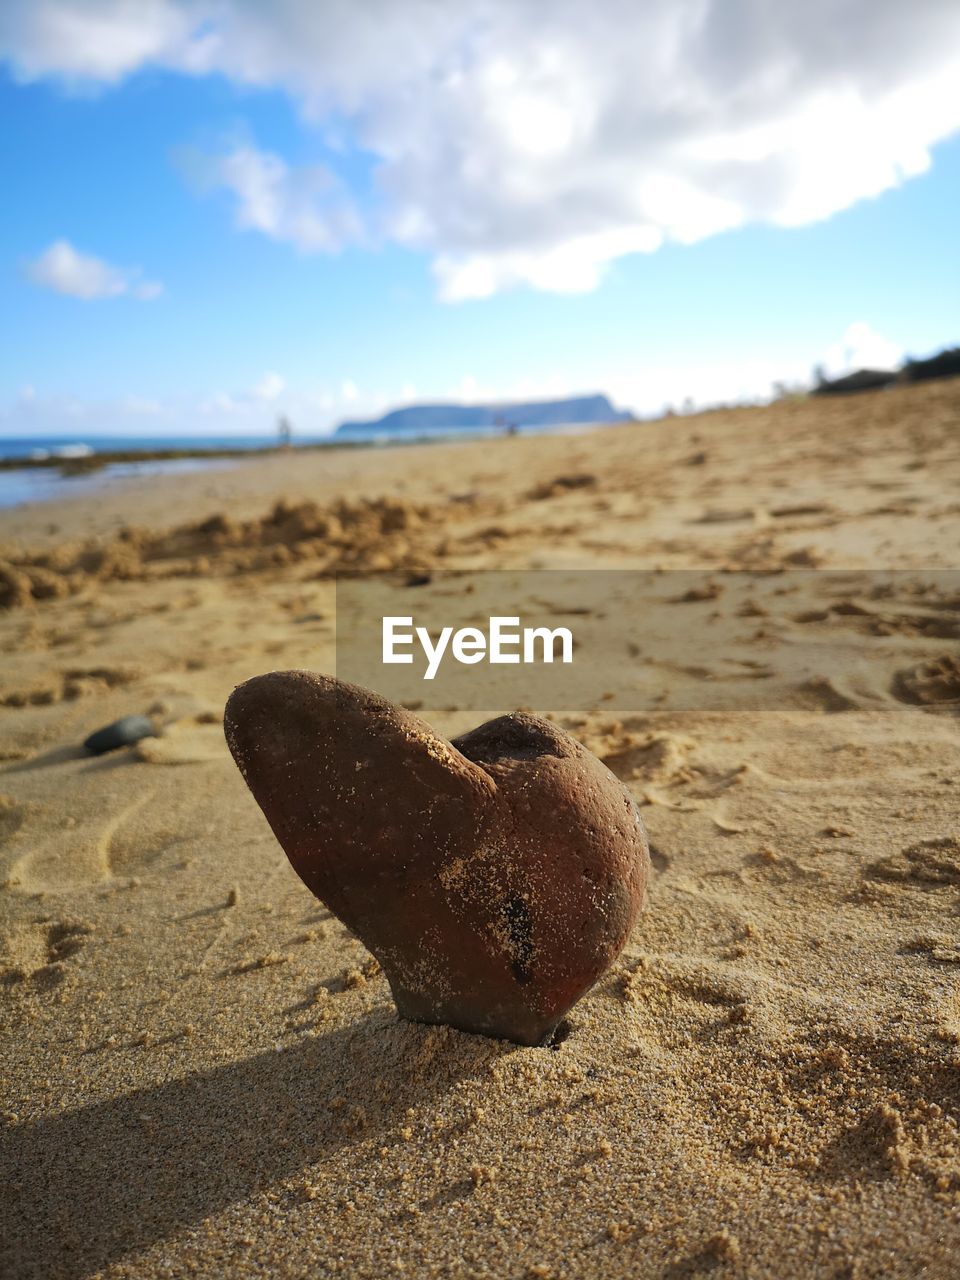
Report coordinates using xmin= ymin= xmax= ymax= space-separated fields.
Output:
xmin=1 ymin=1 xmax=959 ymax=437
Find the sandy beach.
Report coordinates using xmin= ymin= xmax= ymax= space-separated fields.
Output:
xmin=2 ymin=378 xmax=960 ymax=1279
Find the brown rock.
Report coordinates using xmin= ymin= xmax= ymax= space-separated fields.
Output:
xmin=224 ymin=671 xmax=650 ymax=1046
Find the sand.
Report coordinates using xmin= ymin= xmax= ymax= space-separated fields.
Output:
xmin=1 ymin=379 xmax=959 ymax=1279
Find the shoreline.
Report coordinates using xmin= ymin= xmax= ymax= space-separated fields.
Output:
xmin=0 ymin=424 xmax=618 ymax=514
xmin=0 ymin=438 xmax=382 ymax=474
xmin=0 ymin=417 xmax=630 ymax=477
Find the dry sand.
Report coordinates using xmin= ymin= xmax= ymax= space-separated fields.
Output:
xmin=1 ymin=379 xmax=959 ymax=1278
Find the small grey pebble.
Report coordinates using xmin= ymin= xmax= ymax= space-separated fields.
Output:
xmin=84 ymin=715 xmax=156 ymax=755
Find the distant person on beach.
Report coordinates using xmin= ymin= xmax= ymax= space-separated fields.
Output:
xmin=277 ymin=415 xmax=293 ymax=449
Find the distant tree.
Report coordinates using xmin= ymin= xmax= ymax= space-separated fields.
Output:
xmin=900 ymin=347 xmax=960 ymax=384
xmin=812 ymin=369 xmax=898 ymax=396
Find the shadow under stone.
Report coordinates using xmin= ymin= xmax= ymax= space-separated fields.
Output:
xmin=3 ymin=1011 xmax=508 ymax=1279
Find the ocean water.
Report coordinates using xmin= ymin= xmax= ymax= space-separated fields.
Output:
xmin=0 ymin=455 xmax=245 ymax=511
xmin=0 ymin=420 xmax=603 ymax=460
xmin=0 ymin=434 xmax=311 ymax=462
xmin=0 ymin=435 xmax=315 ymax=511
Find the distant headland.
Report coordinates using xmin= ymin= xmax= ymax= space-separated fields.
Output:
xmin=334 ymin=393 xmax=631 ymax=437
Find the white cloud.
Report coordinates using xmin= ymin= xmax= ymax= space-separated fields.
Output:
xmin=4 ymin=1 xmax=960 ymax=297
xmin=253 ymin=370 xmax=285 ymax=401
xmin=820 ymin=322 xmax=904 ymax=378
xmin=189 ymin=142 xmax=362 ymax=253
xmin=0 ymin=0 xmax=196 ymax=84
xmin=26 ymin=239 xmax=163 ymax=300
xmin=340 ymin=378 xmax=358 ymax=402
xmin=435 ymin=227 xmax=664 ymax=300
xmin=27 ymin=240 xmax=126 ymax=298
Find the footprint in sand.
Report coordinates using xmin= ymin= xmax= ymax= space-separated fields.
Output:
xmin=6 ymin=789 xmax=157 ymax=893
xmin=618 ymin=956 xmax=751 ymax=1049
xmin=1 ymin=917 xmax=93 ymax=986
xmin=794 ymin=675 xmax=860 ymax=713
xmin=600 ymin=731 xmax=697 ymax=784
xmin=866 ymin=836 xmax=960 ymax=887
xmin=0 ymin=665 xmax=138 ymax=709
xmin=891 ymin=655 xmax=960 ymax=706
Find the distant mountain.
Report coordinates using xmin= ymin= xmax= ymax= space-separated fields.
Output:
xmin=335 ymin=393 xmax=631 ymax=436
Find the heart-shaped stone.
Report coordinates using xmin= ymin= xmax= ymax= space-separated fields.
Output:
xmin=224 ymin=671 xmax=649 ymax=1046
